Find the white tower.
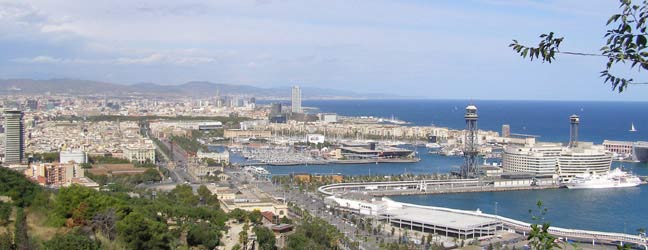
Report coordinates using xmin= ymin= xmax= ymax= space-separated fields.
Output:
xmin=291 ymin=85 xmax=302 ymax=113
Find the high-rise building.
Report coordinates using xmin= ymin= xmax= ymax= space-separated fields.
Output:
xmin=502 ymin=124 xmax=511 ymax=138
xmin=291 ymin=85 xmax=302 ymax=113
xmin=270 ymin=103 xmax=282 ymax=117
xmin=4 ymin=110 xmax=24 ymax=164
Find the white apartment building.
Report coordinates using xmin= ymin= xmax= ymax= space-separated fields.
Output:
xmin=197 ymin=150 xmax=230 ymax=165
xmin=123 ymin=143 xmax=156 ymax=164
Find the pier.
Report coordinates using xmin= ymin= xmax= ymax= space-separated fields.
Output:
xmin=318 ymin=178 xmax=560 ymax=196
xmin=320 ymin=180 xmax=648 ymax=248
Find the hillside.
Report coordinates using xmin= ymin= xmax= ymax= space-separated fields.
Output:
xmin=0 ymin=79 xmax=393 ymax=99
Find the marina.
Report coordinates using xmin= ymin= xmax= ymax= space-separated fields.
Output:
xmin=233 ymin=142 xmax=420 ymax=166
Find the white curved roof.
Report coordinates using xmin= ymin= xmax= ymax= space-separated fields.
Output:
xmin=466 ymin=105 xmax=477 ymax=110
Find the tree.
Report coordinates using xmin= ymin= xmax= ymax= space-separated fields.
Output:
xmin=0 ymin=167 xmax=42 ymax=207
xmin=197 ymin=184 xmax=219 ymax=207
xmin=91 ymin=208 xmax=118 ymax=241
xmin=248 ymin=210 xmax=263 ymax=225
xmin=51 ymin=185 xmax=123 ymax=226
xmin=117 ymin=212 xmax=172 ymax=250
xmin=280 ymin=216 xmax=293 ymax=224
xmin=187 ymin=222 xmax=220 ymax=249
xmin=230 ymin=208 xmax=248 ymax=223
xmin=286 ymin=217 xmax=342 ymax=250
xmin=139 ymin=168 xmax=162 ymax=183
xmin=239 ymin=223 xmax=250 ymax=246
xmin=254 ymin=226 xmax=277 ymax=250
xmin=526 ymin=201 xmax=559 ymax=250
xmin=285 ymin=233 xmax=309 ymax=249
xmin=169 ymin=184 xmax=199 ymax=206
xmin=43 ymin=234 xmax=99 ymax=250
xmin=510 ymin=0 xmax=648 ymax=92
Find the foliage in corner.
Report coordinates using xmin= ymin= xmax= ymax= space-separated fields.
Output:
xmin=510 ymin=0 xmax=648 ymax=92
xmin=527 ymin=201 xmax=560 ymax=250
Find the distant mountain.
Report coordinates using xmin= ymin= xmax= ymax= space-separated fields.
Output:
xmin=0 ymin=78 xmax=395 ymax=99
xmin=0 ymin=78 xmax=131 ymax=95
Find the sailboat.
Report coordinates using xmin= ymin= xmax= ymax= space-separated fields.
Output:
xmin=630 ymin=123 xmax=637 ymax=132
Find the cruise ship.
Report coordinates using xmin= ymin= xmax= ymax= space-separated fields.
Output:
xmin=564 ymin=168 xmax=642 ymax=189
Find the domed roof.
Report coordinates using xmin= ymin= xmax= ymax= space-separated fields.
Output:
xmin=466 ymin=105 xmax=477 ymax=111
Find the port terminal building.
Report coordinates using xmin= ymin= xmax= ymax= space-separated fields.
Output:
xmin=324 ymin=194 xmax=647 ymax=247
xmin=334 ymin=142 xmax=416 ymax=160
xmin=325 ymin=195 xmax=501 ymax=239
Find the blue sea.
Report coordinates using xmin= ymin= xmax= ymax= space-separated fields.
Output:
xmin=304 ymin=99 xmax=648 ymax=143
xmin=257 ymin=99 xmax=648 ymax=234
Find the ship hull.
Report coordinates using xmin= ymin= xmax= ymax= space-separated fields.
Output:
xmin=566 ymin=182 xmax=641 ymax=189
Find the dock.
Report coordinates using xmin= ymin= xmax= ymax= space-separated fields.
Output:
xmin=318 ymin=178 xmax=561 ymax=196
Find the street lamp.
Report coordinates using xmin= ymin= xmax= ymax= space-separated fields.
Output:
xmin=495 ymin=201 xmax=499 ymax=231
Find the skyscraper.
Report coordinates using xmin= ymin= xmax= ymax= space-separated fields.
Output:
xmin=4 ymin=110 xmax=24 ymax=164
xmin=291 ymin=85 xmax=302 ymax=113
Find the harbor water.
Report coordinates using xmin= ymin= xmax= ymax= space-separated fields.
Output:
xmin=263 ymin=150 xmax=462 ymax=177
xmin=391 ymin=159 xmax=648 ymax=234
xmin=256 ymin=99 xmax=648 ymax=234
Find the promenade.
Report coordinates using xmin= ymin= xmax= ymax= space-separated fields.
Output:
xmin=318 ymin=178 xmax=560 ymax=196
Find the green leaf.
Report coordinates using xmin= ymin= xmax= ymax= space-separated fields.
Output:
xmin=608 ymin=14 xmax=622 ymax=24
xmin=637 ymin=35 xmax=647 ymax=47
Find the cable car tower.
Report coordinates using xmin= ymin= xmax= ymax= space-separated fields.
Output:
xmin=462 ymin=105 xmax=479 ymax=178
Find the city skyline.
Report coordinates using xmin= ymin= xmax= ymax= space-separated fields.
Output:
xmin=1 ymin=0 xmax=648 ymax=101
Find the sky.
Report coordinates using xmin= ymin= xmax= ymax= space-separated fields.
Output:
xmin=0 ymin=0 xmax=647 ymax=101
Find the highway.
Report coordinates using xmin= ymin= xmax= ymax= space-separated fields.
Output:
xmin=252 ymin=180 xmax=394 ymax=250
xmin=158 ymin=138 xmax=197 ymax=184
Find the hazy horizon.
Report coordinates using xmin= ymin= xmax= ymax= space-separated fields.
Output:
xmin=1 ymin=0 xmax=648 ymax=101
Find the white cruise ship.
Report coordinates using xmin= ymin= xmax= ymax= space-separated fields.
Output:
xmin=565 ymin=168 xmax=642 ymax=189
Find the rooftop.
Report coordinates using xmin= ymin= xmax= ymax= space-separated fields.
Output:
xmin=384 ymin=204 xmax=498 ymax=230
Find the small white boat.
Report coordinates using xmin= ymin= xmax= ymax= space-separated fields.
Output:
xmin=630 ymin=123 xmax=637 ymax=132
xmin=565 ymin=168 xmax=642 ymax=189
